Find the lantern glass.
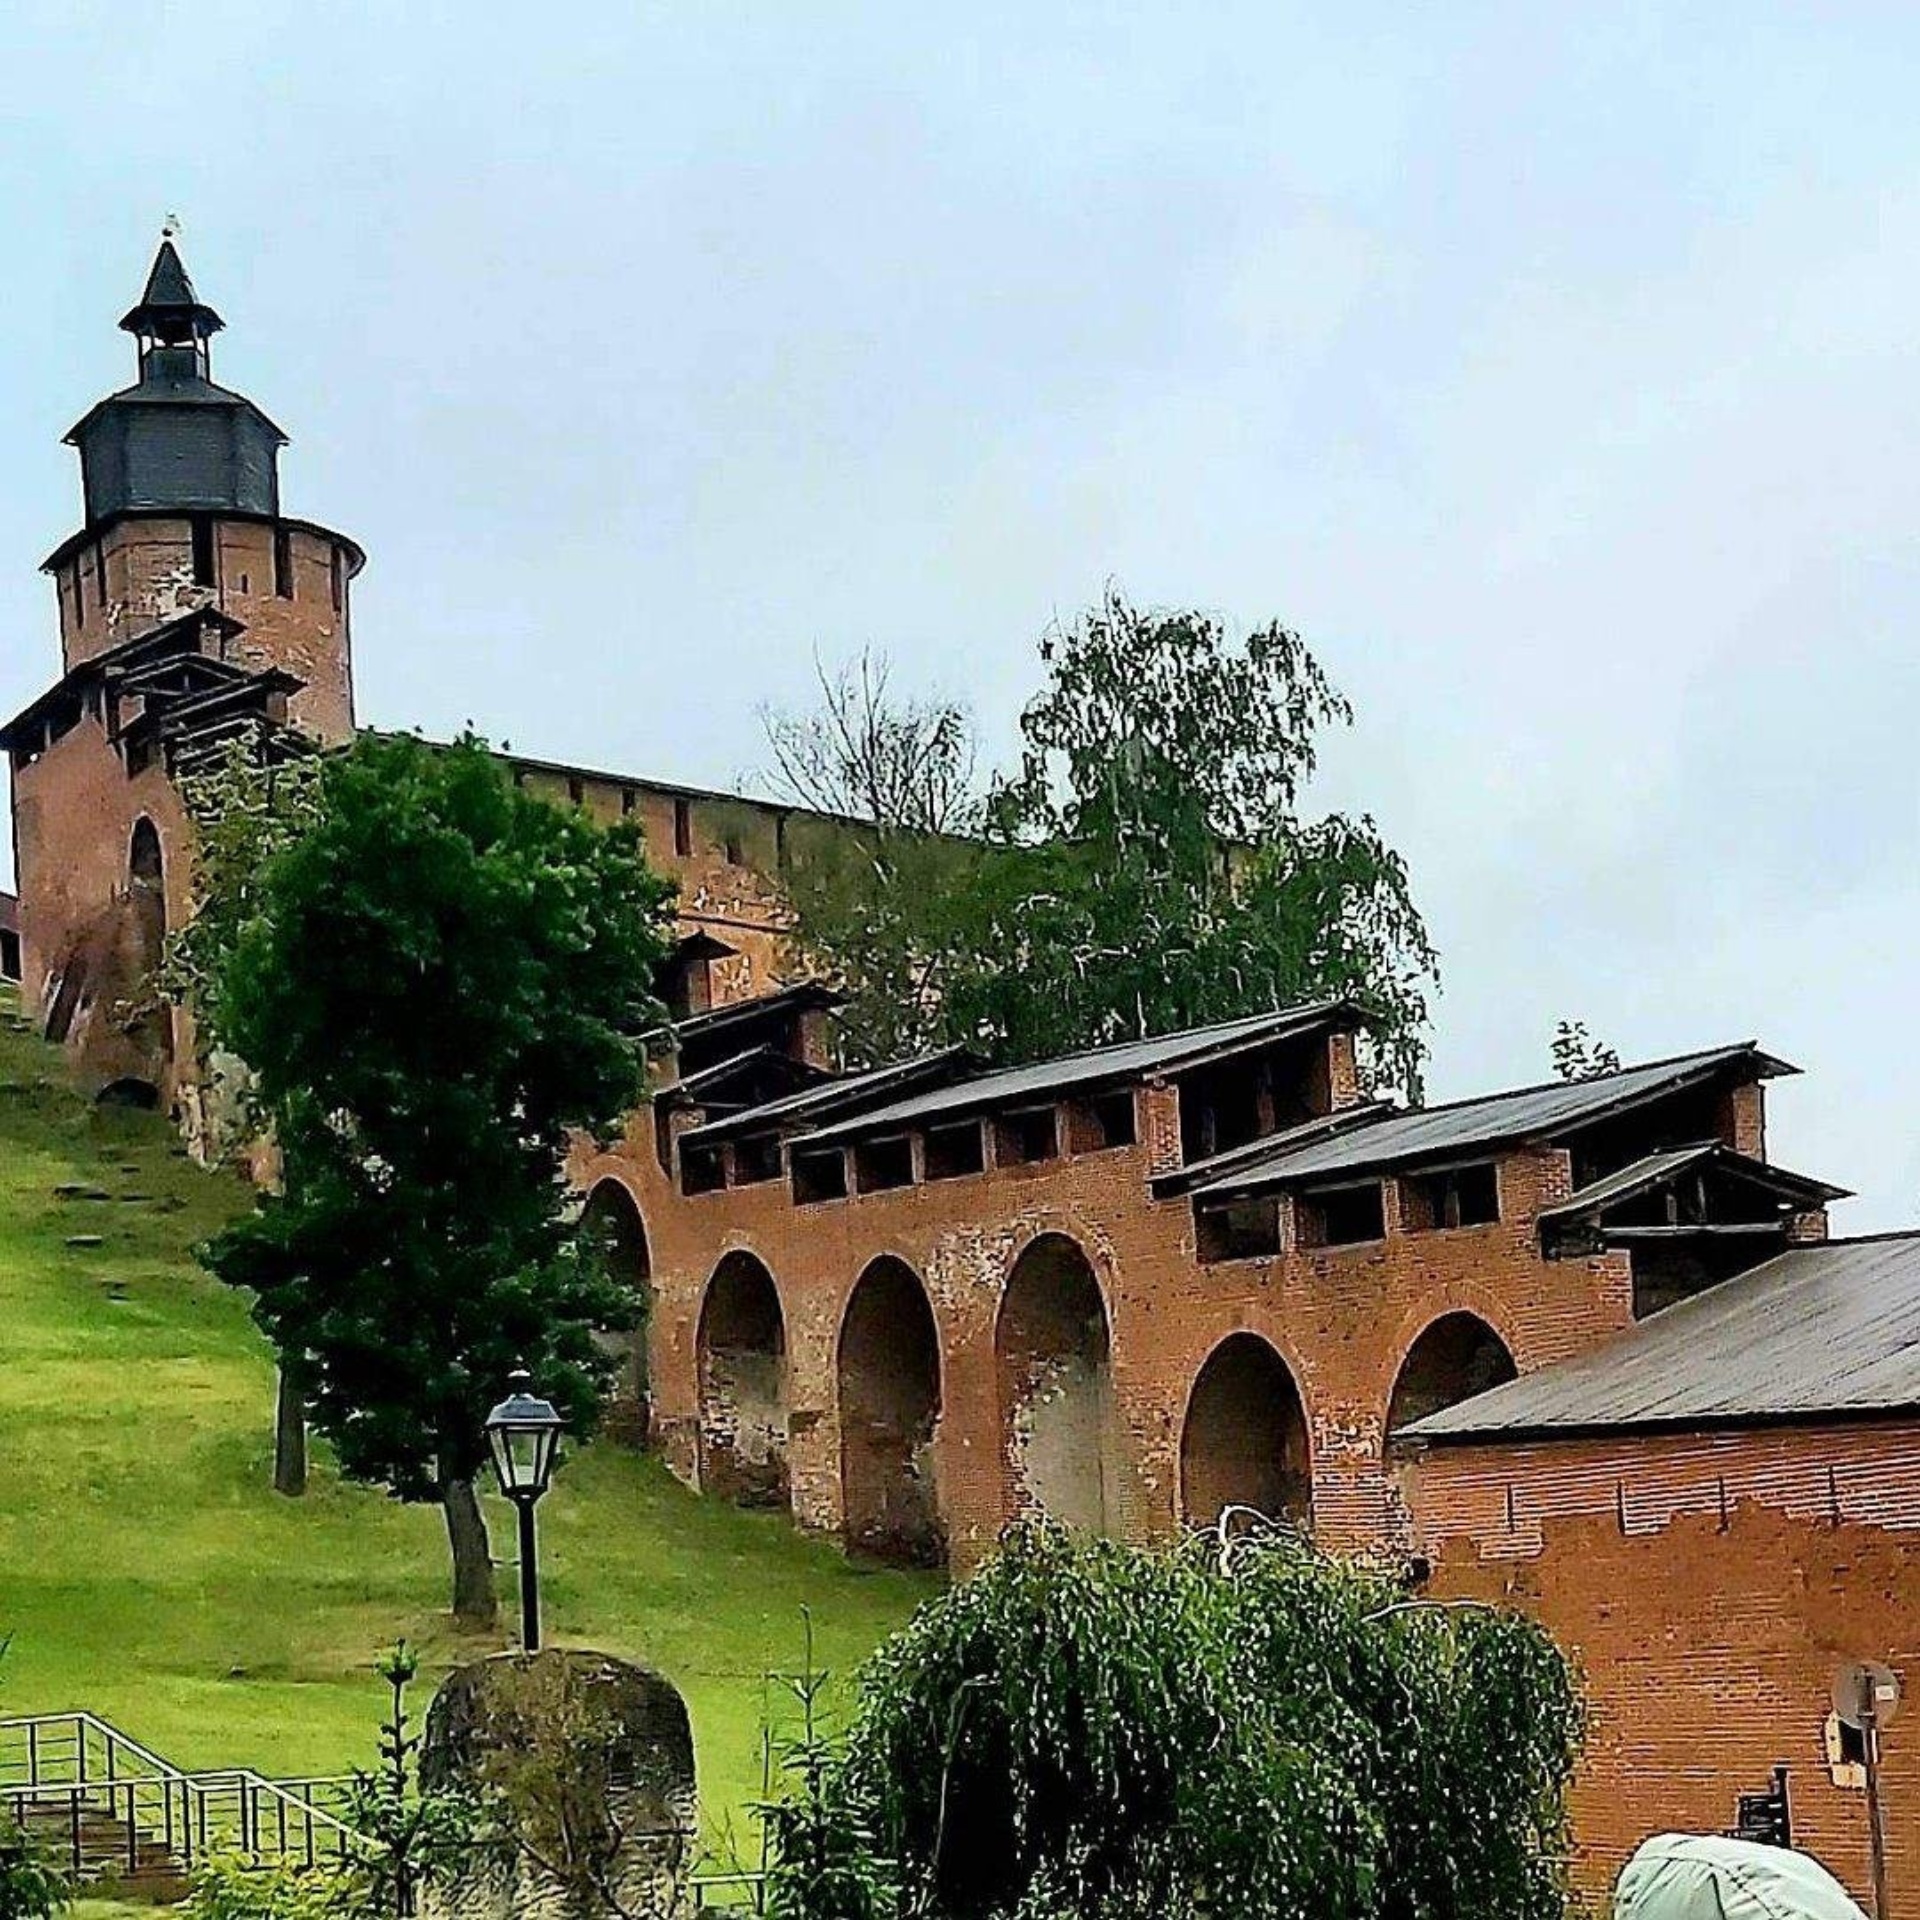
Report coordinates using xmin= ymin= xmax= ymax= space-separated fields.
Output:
xmin=484 ymin=1372 xmax=564 ymax=1501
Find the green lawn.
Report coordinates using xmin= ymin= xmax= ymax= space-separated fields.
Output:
xmin=0 ymin=987 xmax=934 ymax=1860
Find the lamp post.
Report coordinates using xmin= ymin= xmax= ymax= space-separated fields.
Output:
xmin=484 ymin=1369 xmax=564 ymax=1652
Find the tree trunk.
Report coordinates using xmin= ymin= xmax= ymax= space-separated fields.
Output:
xmin=441 ymin=1476 xmax=497 ymax=1627
xmin=272 ymin=1364 xmax=308 ymax=1497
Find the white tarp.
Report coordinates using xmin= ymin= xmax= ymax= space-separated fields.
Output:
xmin=1614 ymin=1834 xmax=1869 ymax=1920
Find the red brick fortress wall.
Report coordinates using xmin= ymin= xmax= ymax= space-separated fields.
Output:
xmin=573 ymin=1068 xmax=1648 ymax=1573
xmin=9 ymin=713 xmax=194 ymax=1102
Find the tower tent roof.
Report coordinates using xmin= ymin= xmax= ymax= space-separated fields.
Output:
xmin=119 ymin=239 xmax=224 ymax=340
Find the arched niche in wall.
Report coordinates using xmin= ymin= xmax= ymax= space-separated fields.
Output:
xmin=695 ymin=1251 xmax=789 ymax=1508
xmin=126 ymin=815 xmax=172 ymax=1069
xmin=996 ymin=1232 xmax=1117 ymax=1535
xmin=1179 ymin=1332 xmax=1312 ymax=1534
xmin=837 ymin=1255 xmax=944 ymax=1568
xmin=1385 ymin=1312 xmax=1517 ymax=1437
xmin=582 ymin=1178 xmax=654 ymax=1426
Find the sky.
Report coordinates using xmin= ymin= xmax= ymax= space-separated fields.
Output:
xmin=3 ymin=4 xmax=1917 ymax=1225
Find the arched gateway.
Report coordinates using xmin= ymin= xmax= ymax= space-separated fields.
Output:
xmin=837 ymin=1257 xmax=944 ymax=1567
xmin=1179 ymin=1333 xmax=1312 ymax=1532
xmin=996 ymin=1233 xmax=1118 ymax=1533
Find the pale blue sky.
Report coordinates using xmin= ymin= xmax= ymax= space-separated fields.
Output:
xmin=4 ymin=4 xmax=1917 ymax=1223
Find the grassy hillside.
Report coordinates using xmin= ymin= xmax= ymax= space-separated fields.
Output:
xmin=0 ymin=987 xmax=933 ymax=1853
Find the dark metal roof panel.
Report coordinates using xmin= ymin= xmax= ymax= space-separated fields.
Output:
xmin=663 ymin=982 xmax=843 ymax=1042
xmin=1155 ymin=1100 xmax=1398 ymax=1197
xmin=1535 ymin=1144 xmax=1719 ymax=1220
xmin=1192 ymin=1045 xmax=1793 ymax=1197
xmin=1536 ymin=1144 xmax=1849 ymax=1228
xmin=654 ymin=1046 xmax=830 ymax=1110
xmin=683 ymin=1047 xmax=979 ymax=1145
xmin=1402 ymin=1232 xmax=1920 ymax=1441
xmin=121 ymin=239 xmax=219 ymax=331
xmin=794 ymin=1002 xmax=1354 ymax=1147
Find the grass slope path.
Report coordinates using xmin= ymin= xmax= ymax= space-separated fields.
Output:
xmin=0 ymin=987 xmax=933 ymax=1847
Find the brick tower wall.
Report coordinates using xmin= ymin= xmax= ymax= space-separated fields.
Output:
xmin=50 ymin=516 xmax=357 ymax=741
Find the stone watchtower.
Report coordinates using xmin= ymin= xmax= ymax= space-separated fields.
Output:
xmin=46 ymin=239 xmax=362 ymax=740
xmin=2 ymin=238 xmax=363 ymax=1106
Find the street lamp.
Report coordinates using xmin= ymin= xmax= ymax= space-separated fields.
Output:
xmin=485 ymin=1368 xmax=564 ymax=1652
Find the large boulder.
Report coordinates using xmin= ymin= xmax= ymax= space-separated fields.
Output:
xmin=421 ymin=1648 xmax=697 ymax=1920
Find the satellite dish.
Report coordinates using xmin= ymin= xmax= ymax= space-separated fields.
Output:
xmin=1831 ymin=1660 xmax=1901 ymax=1732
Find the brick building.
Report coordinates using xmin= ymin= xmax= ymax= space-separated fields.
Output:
xmin=1401 ymin=1237 xmax=1920 ymax=1897
xmin=7 ymin=243 xmax=1913 ymax=1901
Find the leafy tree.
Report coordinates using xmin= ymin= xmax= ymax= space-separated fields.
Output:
xmin=161 ymin=740 xmax=328 ymax=1494
xmin=765 ymin=594 xmax=1437 ymax=1091
xmin=1552 ymin=1020 xmax=1621 ymax=1082
xmin=198 ymin=732 xmax=674 ymax=1624
xmin=765 ymin=1525 xmax=1583 ymax=1920
xmin=161 ymin=738 xmax=326 ymax=1056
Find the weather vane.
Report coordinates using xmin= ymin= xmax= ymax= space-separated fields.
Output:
xmin=162 ymin=212 xmax=182 ymax=241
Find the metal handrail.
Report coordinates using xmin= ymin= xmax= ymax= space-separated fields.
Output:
xmin=0 ymin=1713 xmax=778 ymax=1904
xmin=690 ymin=1867 xmax=769 ymax=1912
xmin=0 ymin=1710 xmax=364 ymax=1879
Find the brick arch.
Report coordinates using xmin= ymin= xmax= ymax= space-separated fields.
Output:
xmin=1385 ymin=1311 xmax=1518 ymax=1439
xmin=1000 ymin=1207 xmax=1120 ymax=1285
xmin=696 ymin=1250 xmax=789 ymax=1508
xmin=582 ymin=1174 xmax=650 ymax=1279
xmin=125 ymin=814 xmax=171 ymax=1070
xmin=582 ymin=1175 xmax=653 ymax=1430
xmin=128 ymin=815 xmax=165 ymax=891
xmin=1375 ymin=1283 xmax=1528 ymax=1419
xmin=1179 ymin=1331 xmax=1313 ymax=1533
xmin=996 ymin=1230 xmax=1118 ymax=1535
xmin=837 ymin=1254 xmax=944 ymax=1567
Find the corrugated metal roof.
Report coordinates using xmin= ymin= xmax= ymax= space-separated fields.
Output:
xmin=1152 ymin=1100 xmax=1398 ymax=1196
xmin=793 ymin=1002 xmax=1354 ymax=1147
xmin=663 ymin=981 xmax=843 ymax=1042
xmin=1402 ymin=1232 xmax=1920 ymax=1441
xmin=1535 ymin=1143 xmax=1848 ymax=1229
xmin=653 ymin=1046 xmax=830 ymax=1111
xmin=1192 ymin=1044 xmax=1794 ymax=1198
xmin=682 ymin=1047 xmax=978 ymax=1144
xmin=1536 ymin=1144 xmax=1718 ymax=1220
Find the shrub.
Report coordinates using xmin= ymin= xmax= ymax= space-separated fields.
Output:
xmin=0 ymin=1813 xmax=69 ymax=1920
xmin=181 ymin=1854 xmax=364 ymax=1920
xmin=765 ymin=1525 xmax=1583 ymax=1920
